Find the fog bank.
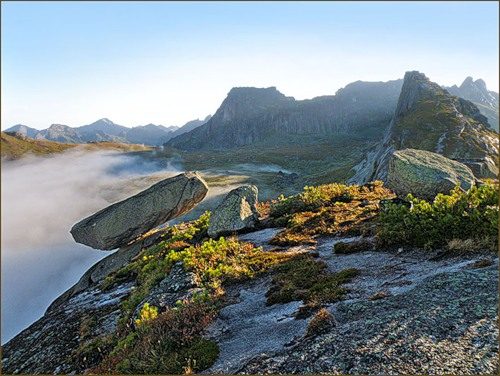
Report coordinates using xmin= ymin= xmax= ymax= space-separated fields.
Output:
xmin=1 ymin=149 xmax=179 ymax=343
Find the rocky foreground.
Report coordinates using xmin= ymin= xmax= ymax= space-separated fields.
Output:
xmin=2 ymin=166 xmax=498 ymax=374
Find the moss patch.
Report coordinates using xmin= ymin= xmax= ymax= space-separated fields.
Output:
xmin=266 ymin=254 xmax=359 ymax=310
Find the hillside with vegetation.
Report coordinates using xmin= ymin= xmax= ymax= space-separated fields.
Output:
xmin=2 ymin=163 xmax=498 ymax=374
xmin=1 ymin=131 xmax=151 ymax=160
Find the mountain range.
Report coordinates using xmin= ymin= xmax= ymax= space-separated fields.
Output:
xmin=445 ymin=77 xmax=499 ymax=131
xmin=166 ymin=80 xmax=404 ymax=150
xmin=4 ymin=116 xmax=212 ymax=146
xmin=5 ymin=73 xmax=498 ymax=181
xmin=349 ymin=71 xmax=499 ymax=181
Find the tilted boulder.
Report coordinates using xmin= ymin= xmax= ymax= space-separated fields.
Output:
xmin=208 ymin=185 xmax=260 ymax=238
xmin=71 ymin=172 xmax=208 ymax=250
xmin=386 ymin=148 xmax=476 ymax=200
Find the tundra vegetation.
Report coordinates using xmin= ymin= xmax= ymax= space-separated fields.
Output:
xmin=74 ymin=180 xmax=498 ymax=374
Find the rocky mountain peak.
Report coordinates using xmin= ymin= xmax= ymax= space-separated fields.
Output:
xmin=395 ymin=71 xmax=445 ymax=118
xmin=48 ymin=123 xmax=72 ymax=131
xmin=215 ymin=87 xmax=293 ymax=123
xmin=457 ymin=76 xmax=495 ymax=104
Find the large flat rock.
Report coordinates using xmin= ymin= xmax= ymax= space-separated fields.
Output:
xmin=70 ymin=172 xmax=208 ymax=250
xmin=387 ymin=148 xmax=476 ymax=200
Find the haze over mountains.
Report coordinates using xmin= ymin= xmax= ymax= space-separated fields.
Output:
xmin=5 ymin=116 xmax=212 ymax=146
xmin=166 ymin=80 xmax=404 ymax=150
xmin=350 ymin=71 xmax=499 ymax=182
xmin=5 ymin=74 xmax=498 ymax=182
xmin=445 ymin=77 xmax=499 ymax=131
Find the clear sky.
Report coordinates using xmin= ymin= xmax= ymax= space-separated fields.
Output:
xmin=1 ymin=1 xmax=498 ymax=129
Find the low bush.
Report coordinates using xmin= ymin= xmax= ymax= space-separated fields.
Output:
xmin=269 ymin=182 xmax=393 ymax=246
xmin=94 ymin=300 xmax=219 ymax=374
xmin=266 ymin=254 xmax=359 ymax=309
xmin=378 ymin=183 xmax=499 ymax=249
xmin=134 ymin=303 xmax=158 ymax=327
xmin=167 ymin=236 xmax=296 ymax=294
xmin=333 ymin=239 xmax=374 ymax=254
xmin=306 ymin=308 xmax=335 ymax=337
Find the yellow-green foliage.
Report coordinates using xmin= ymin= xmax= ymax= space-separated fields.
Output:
xmin=101 ymin=212 xmax=211 ymax=327
xmin=94 ymin=301 xmax=219 ymax=374
xmin=378 ymin=182 xmax=499 ymax=249
xmin=167 ymin=236 xmax=296 ymax=294
xmin=96 ymin=212 xmax=300 ymax=373
xmin=134 ymin=303 xmax=158 ymax=327
xmin=1 ymin=131 xmax=150 ymax=160
xmin=270 ymin=181 xmax=394 ymax=245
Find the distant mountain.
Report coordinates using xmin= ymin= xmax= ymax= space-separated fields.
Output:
xmin=124 ymin=124 xmax=177 ymax=145
xmin=350 ymin=71 xmax=499 ymax=182
xmin=35 ymin=124 xmax=83 ymax=143
xmin=446 ymin=77 xmax=499 ymax=131
xmin=166 ymin=81 xmax=403 ymax=150
xmin=73 ymin=118 xmax=129 ymax=142
xmin=4 ymin=117 xmax=210 ymax=146
xmin=169 ymin=115 xmax=212 ymax=139
xmin=4 ymin=124 xmax=39 ymax=138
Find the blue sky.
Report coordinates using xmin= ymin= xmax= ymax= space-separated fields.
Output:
xmin=1 ymin=1 xmax=498 ymax=129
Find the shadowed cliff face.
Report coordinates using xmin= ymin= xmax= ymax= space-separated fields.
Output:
xmin=166 ymin=81 xmax=403 ymax=150
xmin=0 ymin=149 xmax=179 ymax=343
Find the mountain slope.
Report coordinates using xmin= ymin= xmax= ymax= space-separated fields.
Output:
xmin=124 ymin=124 xmax=177 ymax=145
xmin=5 ymin=117 xmax=209 ymax=146
xmin=1 ymin=131 xmax=151 ymax=160
xmin=3 ymin=124 xmax=39 ymax=138
xmin=166 ymin=81 xmax=403 ymax=150
xmin=35 ymin=124 xmax=84 ymax=143
xmin=350 ymin=71 xmax=499 ymax=182
xmin=446 ymin=77 xmax=499 ymax=131
xmin=169 ymin=115 xmax=212 ymax=139
xmin=1 ymin=131 xmax=76 ymax=159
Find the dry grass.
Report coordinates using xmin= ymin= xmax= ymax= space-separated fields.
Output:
xmin=268 ymin=182 xmax=394 ymax=246
xmin=446 ymin=237 xmax=497 ymax=253
xmin=306 ymin=308 xmax=335 ymax=337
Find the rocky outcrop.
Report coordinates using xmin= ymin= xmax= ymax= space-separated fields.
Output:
xmin=349 ymin=71 xmax=499 ymax=183
xmin=207 ymin=185 xmax=260 ymax=238
xmin=134 ymin=262 xmax=203 ymax=319
xmin=70 ymin=172 xmax=208 ymax=250
xmin=166 ymin=81 xmax=403 ymax=150
xmin=446 ymin=77 xmax=499 ymax=131
xmin=386 ymin=149 xmax=476 ymax=200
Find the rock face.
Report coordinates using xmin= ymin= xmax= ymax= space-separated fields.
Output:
xmin=71 ymin=172 xmax=208 ymax=250
xmin=207 ymin=185 xmax=260 ymax=238
xmin=349 ymin=71 xmax=499 ymax=183
xmin=386 ymin=149 xmax=476 ymax=200
xmin=166 ymin=81 xmax=403 ymax=150
xmin=446 ymin=77 xmax=499 ymax=131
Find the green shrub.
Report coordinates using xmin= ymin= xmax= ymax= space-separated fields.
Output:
xmin=378 ymin=183 xmax=499 ymax=249
xmin=135 ymin=303 xmax=158 ymax=327
xmin=266 ymin=254 xmax=359 ymax=308
xmin=269 ymin=182 xmax=393 ymax=245
xmin=333 ymin=239 xmax=374 ymax=254
xmin=167 ymin=236 xmax=295 ymax=294
xmin=94 ymin=300 xmax=219 ymax=374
